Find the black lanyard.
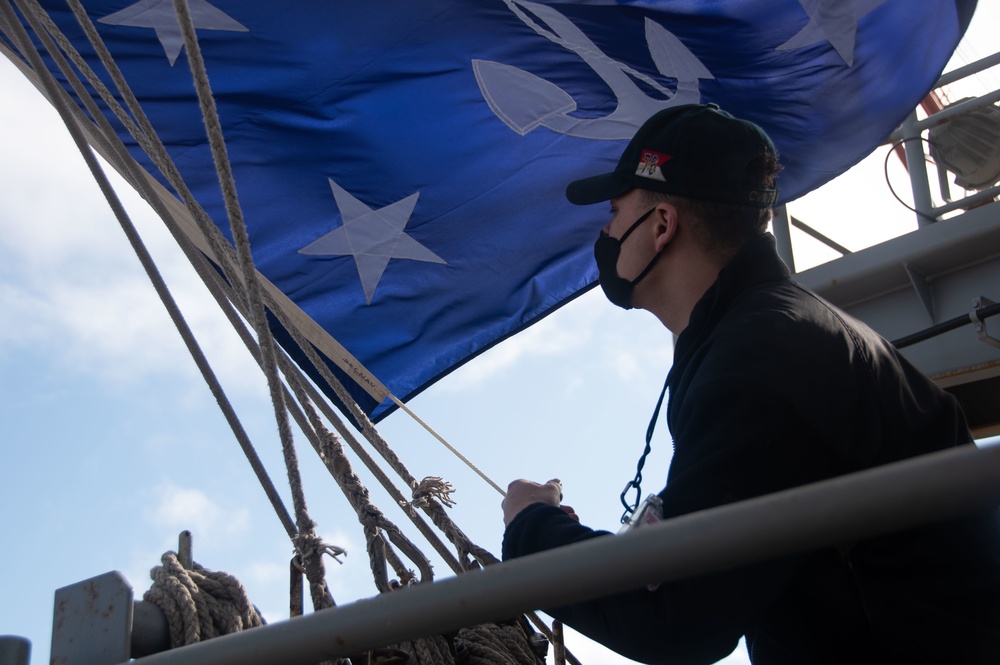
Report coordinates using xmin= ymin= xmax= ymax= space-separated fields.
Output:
xmin=619 ymin=372 xmax=670 ymax=523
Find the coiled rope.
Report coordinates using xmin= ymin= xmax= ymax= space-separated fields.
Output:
xmin=144 ymin=547 xmax=545 ymax=664
xmin=143 ymin=550 xmax=264 ymax=647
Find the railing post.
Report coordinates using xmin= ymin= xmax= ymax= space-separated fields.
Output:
xmin=0 ymin=637 xmax=30 ymax=665
xmin=900 ymin=109 xmax=939 ymax=227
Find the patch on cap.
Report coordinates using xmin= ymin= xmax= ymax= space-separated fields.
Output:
xmin=636 ymin=149 xmax=670 ymax=182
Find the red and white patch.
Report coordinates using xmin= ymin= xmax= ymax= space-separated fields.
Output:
xmin=635 ymin=149 xmax=671 ymax=181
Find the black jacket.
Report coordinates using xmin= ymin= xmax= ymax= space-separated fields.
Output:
xmin=502 ymin=234 xmax=1000 ymax=664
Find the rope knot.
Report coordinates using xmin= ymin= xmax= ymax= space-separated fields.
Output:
xmin=293 ymin=533 xmax=347 ymax=571
xmin=407 ymin=476 xmax=456 ymax=510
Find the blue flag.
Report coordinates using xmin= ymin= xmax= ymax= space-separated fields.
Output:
xmin=5 ymin=0 xmax=975 ymax=421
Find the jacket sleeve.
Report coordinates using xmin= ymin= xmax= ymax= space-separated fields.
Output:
xmin=502 ymin=501 xmax=797 ymax=665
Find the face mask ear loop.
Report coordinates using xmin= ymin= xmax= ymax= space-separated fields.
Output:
xmin=628 ymin=241 xmax=664 ymax=287
xmin=619 ymin=372 xmax=670 ymax=523
xmin=619 ymin=207 xmax=662 ymax=288
xmin=617 ymin=207 xmax=656 ymax=244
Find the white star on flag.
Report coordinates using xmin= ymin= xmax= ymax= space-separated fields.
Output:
xmin=778 ymin=0 xmax=886 ymax=67
xmin=300 ymin=180 xmax=447 ymax=305
xmin=99 ymin=0 xmax=248 ymax=67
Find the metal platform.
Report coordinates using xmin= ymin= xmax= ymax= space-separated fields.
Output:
xmin=775 ymin=70 xmax=1000 ymax=437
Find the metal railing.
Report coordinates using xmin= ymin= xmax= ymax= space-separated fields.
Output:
xmin=894 ymin=55 xmax=1000 ymax=225
xmin=44 ymin=441 xmax=1000 ymax=665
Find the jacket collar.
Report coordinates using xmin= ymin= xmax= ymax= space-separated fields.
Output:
xmin=670 ymin=233 xmax=791 ymax=382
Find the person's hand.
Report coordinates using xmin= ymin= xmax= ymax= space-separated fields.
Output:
xmin=502 ymin=478 xmax=579 ymax=527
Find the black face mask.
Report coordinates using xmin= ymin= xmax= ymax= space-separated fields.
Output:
xmin=593 ymin=207 xmax=662 ymax=309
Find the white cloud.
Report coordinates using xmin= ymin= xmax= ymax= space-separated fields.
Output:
xmin=589 ymin=303 xmax=672 ymax=387
xmin=605 ymin=346 xmax=645 ymax=383
xmin=439 ymin=291 xmax=606 ymax=390
xmin=243 ymin=560 xmax=289 ymax=587
xmin=0 ymin=253 xmax=260 ymax=392
xmin=0 ymin=61 xmax=276 ymax=400
xmin=145 ymin=482 xmax=251 ymax=538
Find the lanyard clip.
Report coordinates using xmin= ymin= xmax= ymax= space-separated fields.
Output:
xmin=620 ymin=479 xmax=642 ymax=524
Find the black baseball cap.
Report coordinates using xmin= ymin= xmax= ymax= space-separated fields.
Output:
xmin=566 ymin=103 xmax=779 ymax=208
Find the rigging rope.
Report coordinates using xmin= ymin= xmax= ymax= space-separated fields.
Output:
xmin=174 ymin=0 xmax=340 ymax=613
xmin=9 ymin=0 xmax=301 ymax=546
xmin=3 ymin=1 xmax=577 ymax=661
xmin=19 ymin=0 xmax=507 ymax=508
xmin=17 ymin=0 xmax=506 ymax=574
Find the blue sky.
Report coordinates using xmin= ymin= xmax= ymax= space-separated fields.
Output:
xmin=1 ymin=6 xmax=998 ymax=664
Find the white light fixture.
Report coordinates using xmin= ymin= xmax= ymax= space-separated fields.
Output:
xmin=929 ymin=99 xmax=1000 ymax=190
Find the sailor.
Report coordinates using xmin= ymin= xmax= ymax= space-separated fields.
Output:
xmin=501 ymin=104 xmax=1000 ymax=664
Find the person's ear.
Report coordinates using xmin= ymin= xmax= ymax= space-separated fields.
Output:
xmin=651 ymin=201 xmax=678 ymax=252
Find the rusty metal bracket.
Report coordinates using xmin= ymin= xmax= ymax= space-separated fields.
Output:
xmin=50 ymin=571 xmax=171 ymax=664
xmin=51 ymin=571 xmax=133 ymax=665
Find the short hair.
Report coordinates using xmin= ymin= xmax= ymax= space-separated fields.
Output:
xmin=640 ymin=150 xmax=781 ymax=262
